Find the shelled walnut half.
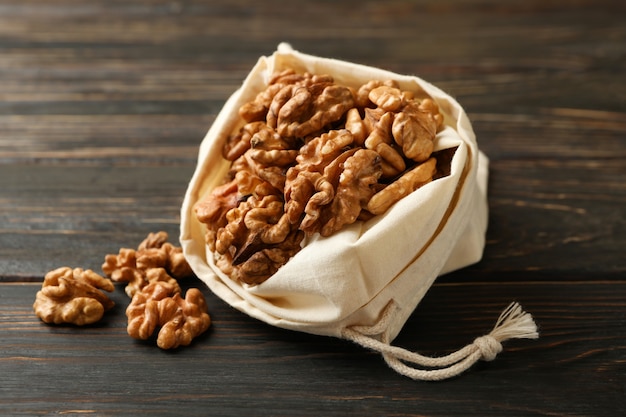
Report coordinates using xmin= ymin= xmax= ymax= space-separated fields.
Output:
xmin=102 ymin=231 xmax=192 ymax=297
xmin=126 ymin=281 xmax=211 ymax=350
xmin=33 ymin=267 xmax=115 ymax=326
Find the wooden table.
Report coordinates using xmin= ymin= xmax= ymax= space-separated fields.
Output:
xmin=1 ymin=1 xmax=624 ymax=415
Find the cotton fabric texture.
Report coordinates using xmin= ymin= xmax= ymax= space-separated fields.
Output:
xmin=180 ymin=44 xmax=535 ymax=380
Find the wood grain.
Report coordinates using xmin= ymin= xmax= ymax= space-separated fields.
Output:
xmin=1 ymin=280 xmax=624 ymax=416
xmin=1 ymin=0 xmax=625 ymax=415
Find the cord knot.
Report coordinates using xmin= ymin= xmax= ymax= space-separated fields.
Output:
xmin=474 ymin=335 xmax=502 ymax=361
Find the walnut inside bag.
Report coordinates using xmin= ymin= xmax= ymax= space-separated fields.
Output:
xmin=194 ymin=69 xmax=453 ymax=285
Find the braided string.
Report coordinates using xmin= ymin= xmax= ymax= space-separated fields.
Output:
xmin=342 ymin=301 xmax=539 ymax=381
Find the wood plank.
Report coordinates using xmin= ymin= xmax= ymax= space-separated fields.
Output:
xmin=1 ymin=280 xmax=624 ymax=416
xmin=0 ymin=114 xmax=209 ymax=164
xmin=0 ymin=164 xmax=193 ymax=278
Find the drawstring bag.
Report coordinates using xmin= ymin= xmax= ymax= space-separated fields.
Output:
xmin=180 ymin=43 xmax=538 ymax=381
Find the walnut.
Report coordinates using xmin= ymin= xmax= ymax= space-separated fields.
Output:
xmin=233 ymin=149 xmax=287 ymax=192
xmin=392 ymin=98 xmax=442 ymax=162
xmin=298 ymin=148 xmax=357 ymax=234
xmin=102 ymin=247 xmax=137 ymax=283
xmin=319 ymin=149 xmax=382 ymax=236
xmin=368 ymin=85 xmax=406 ymax=112
xmin=283 ymin=129 xmax=356 ymax=229
xmin=363 ymin=110 xmax=406 ymax=178
xmin=137 ymin=243 xmax=192 ymax=279
xmin=141 ymin=232 xmax=193 ymax=279
xmin=33 ymin=267 xmax=115 ymax=326
xmin=195 ymin=179 xmax=239 ymax=226
xmin=232 ymin=170 xmax=264 ymax=197
xmin=367 ymin=157 xmax=437 ymax=215
xmin=215 ymin=199 xmax=251 ymax=255
xmin=215 ymin=185 xmax=294 ymax=261
xmin=222 ymin=121 xmax=267 ymax=161
xmin=118 ymin=267 xmax=181 ymax=299
xmin=344 ymin=107 xmax=367 ymax=145
xmin=286 ymin=144 xmax=382 ymax=237
xmin=356 ymin=83 xmax=442 ymax=165
xmin=235 ymin=229 xmax=305 ymax=285
xmin=268 ymin=82 xmax=354 ymax=138
xmin=137 ymin=231 xmax=169 ymax=251
xmin=295 ymin=128 xmax=355 ymax=172
xmin=346 ymin=107 xmax=407 ymax=179
xmin=354 ymin=79 xmax=401 ymax=108
xmin=238 ymin=70 xmax=303 ymax=123
xmin=239 ymin=84 xmax=286 ymax=123
xmin=202 ymin=178 xmax=304 ymax=284
xmin=126 ymin=281 xmax=211 ymax=350
xmin=243 ymin=195 xmax=292 ymax=244
xmin=164 ymin=243 xmax=194 ymax=279
xmin=285 ymin=169 xmax=334 ymax=229
xmin=247 ymin=125 xmax=300 ymax=167
xmin=102 ymin=231 xmax=193 ymax=297
xmin=111 ymin=267 xmax=145 ymax=298
xmin=249 ymin=124 xmax=297 ymax=151
xmin=194 ymin=179 xmax=240 ymax=252
xmin=268 ymin=68 xmax=307 ymax=85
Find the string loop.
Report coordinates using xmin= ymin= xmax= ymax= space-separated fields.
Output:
xmin=341 ymin=301 xmax=538 ymax=381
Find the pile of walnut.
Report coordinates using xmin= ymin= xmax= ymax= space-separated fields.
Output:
xmin=33 ymin=231 xmax=211 ymax=350
xmin=195 ymin=69 xmax=449 ymax=286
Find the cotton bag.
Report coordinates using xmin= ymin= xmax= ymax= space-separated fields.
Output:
xmin=180 ymin=43 xmax=538 ymax=380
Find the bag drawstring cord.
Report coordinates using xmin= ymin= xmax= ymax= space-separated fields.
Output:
xmin=342 ymin=301 xmax=539 ymax=381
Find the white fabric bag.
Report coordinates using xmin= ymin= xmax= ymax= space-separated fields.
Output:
xmin=180 ymin=43 xmax=538 ymax=380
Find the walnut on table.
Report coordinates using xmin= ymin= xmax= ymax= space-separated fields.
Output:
xmin=32 ymin=231 xmax=213 ymax=351
xmin=102 ymin=231 xmax=192 ymax=298
xmin=126 ymin=281 xmax=211 ymax=350
xmin=33 ymin=267 xmax=115 ymax=326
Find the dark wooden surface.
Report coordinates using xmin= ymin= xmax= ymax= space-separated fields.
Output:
xmin=1 ymin=1 xmax=625 ymax=416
